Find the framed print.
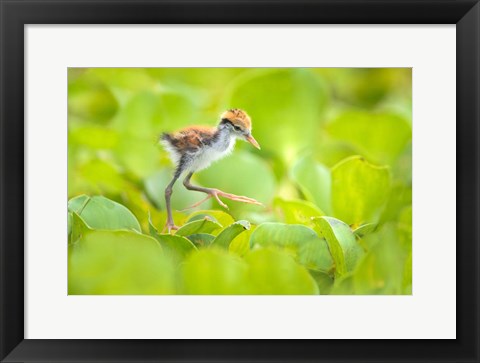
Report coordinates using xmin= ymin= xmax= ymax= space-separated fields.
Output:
xmin=1 ymin=1 xmax=479 ymax=362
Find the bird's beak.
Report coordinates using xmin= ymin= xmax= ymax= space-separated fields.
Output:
xmin=246 ymin=134 xmax=261 ymax=150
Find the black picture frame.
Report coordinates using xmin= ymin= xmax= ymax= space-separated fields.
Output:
xmin=1 ymin=1 xmax=479 ymax=362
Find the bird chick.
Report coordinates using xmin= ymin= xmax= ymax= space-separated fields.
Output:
xmin=160 ymin=108 xmax=262 ymax=233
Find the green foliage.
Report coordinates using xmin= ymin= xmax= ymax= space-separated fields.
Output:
xmin=149 ymin=218 xmax=197 ymax=263
xmin=245 ymin=249 xmax=319 ymax=295
xmin=211 ymin=220 xmax=251 ymax=249
xmin=68 ymin=225 xmax=174 ymax=295
xmin=181 ymin=249 xmax=250 ymax=294
xmin=250 ymin=223 xmax=333 ymax=273
xmin=68 ymin=68 xmax=412 ymax=295
xmin=291 ymin=155 xmax=332 ymax=213
xmin=68 ymin=195 xmax=141 ymax=234
xmin=274 ymin=197 xmax=324 ymax=226
xmin=331 ymin=156 xmax=391 ymax=226
xmin=326 ymin=111 xmax=411 ymax=165
xmin=312 ymin=217 xmax=364 ymax=277
xmin=175 ymin=218 xmax=222 ymax=236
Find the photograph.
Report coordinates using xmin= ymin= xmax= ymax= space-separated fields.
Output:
xmin=67 ymin=67 xmax=412 ymax=295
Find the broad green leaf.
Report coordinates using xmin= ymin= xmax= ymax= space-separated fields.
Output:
xmin=245 ymin=249 xmax=319 ymax=295
xmin=175 ymin=218 xmax=222 ymax=237
xmin=187 ymin=210 xmax=235 ymax=228
xmin=250 ymin=223 xmax=333 ymax=273
xmin=211 ymin=220 xmax=250 ymax=249
xmin=149 ymin=218 xmax=197 ymax=261
xmin=379 ymin=182 xmax=412 ymax=224
xmin=144 ymin=169 xmax=213 ymax=212
xmin=68 ymin=195 xmax=141 ymax=232
xmin=291 ymin=155 xmax=332 ymax=213
xmin=308 ymin=269 xmax=334 ymax=295
xmin=148 ymin=209 xmax=188 ymax=235
xmin=196 ymin=151 xmax=275 ymax=215
xmin=353 ymin=224 xmax=405 ymax=294
xmin=68 ymin=229 xmax=175 ymax=295
xmin=331 ymin=156 xmax=390 ymax=225
xmin=226 ymin=68 xmax=329 ymax=163
xmin=68 ymin=212 xmax=72 ymax=236
xmin=330 ymin=273 xmax=355 ymax=295
xmin=326 ymin=111 xmax=411 ymax=164
xmin=274 ymin=197 xmax=324 ymax=226
xmin=69 ymin=212 xmax=90 ymax=245
xmin=312 ymin=217 xmax=364 ymax=277
xmin=181 ymin=249 xmax=249 ymax=294
xmin=353 ymin=223 xmax=377 ymax=238
xmin=187 ymin=233 xmax=216 ymax=248
xmin=229 ymin=225 xmax=256 ymax=257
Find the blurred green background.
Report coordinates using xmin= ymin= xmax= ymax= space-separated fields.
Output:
xmin=68 ymin=68 xmax=412 ymax=295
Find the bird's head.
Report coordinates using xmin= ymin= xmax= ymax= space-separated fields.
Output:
xmin=219 ymin=109 xmax=261 ymax=149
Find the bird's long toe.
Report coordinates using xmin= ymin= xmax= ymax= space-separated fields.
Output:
xmin=216 ymin=190 xmax=264 ymax=206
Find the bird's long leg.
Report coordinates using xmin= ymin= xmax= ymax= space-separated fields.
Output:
xmin=163 ymin=171 xmax=181 ymax=234
xmin=181 ymin=172 xmax=263 ymax=211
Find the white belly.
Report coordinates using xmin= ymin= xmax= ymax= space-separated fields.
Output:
xmin=189 ymin=138 xmax=235 ymax=172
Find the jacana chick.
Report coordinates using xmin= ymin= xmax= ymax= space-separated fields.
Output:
xmin=160 ymin=108 xmax=262 ymax=233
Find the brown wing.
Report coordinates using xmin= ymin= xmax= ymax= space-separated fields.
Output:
xmin=168 ymin=126 xmax=216 ymax=153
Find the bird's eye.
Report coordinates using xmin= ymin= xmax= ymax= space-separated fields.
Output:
xmin=234 ymin=125 xmax=242 ymax=131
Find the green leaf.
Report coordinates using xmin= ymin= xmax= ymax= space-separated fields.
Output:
xmin=330 ymin=273 xmax=355 ymax=295
xmin=181 ymin=249 xmax=250 ymax=294
xmin=68 ymin=229 xmax=175 ymax=295
xmin=68 ymin=195 xmax=141 ymax=232
xmin=245 ymin=249 xmax=319 ymax=295
xmin=331 ymin=156 xmax=390 ymax=225
xmin=291 ymin=155 xmax=332 ymax=213
xmin=326 ymin=111 xmax=411 ymax=164
xmin=274 ymin=197 xmax=324 ymax=226
xmin=312 ymin=217 xmax=364 ymax=277
xmin=187 ymin=233 xmax=216 ymax=248
xmin=229 ymin=225 xmax=256 ymax=257
xmin=353 ymin=224 xmax=405 ymax=294
xmin=175 ymin=218 xmax=222 ymax=237
xmin=69 ymin=212 xmax=91 ymax=245
xmin=187 ymin=210 xmax=235 ymax=228
xmin=68 ymin=212 xmax=72 ymax=237
xmin=379 ymin=182 xmax=412 ymax=224
xmin=353 ymin=223 xmax=377 ymax=238
xmin=226 ymin=68 xmax=329 ymax=163
xmin=195 ymin=151 xmax=275 ymax=215
xmin=148 ymin=218 xmax=197 ymax=261
xmin=211 ymin=220 xmax=250 ymax=249
xmin=250 ymin=223 xmax=333 ymax=273
xmin=308 ymin=269 xmax=334 ymax=295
